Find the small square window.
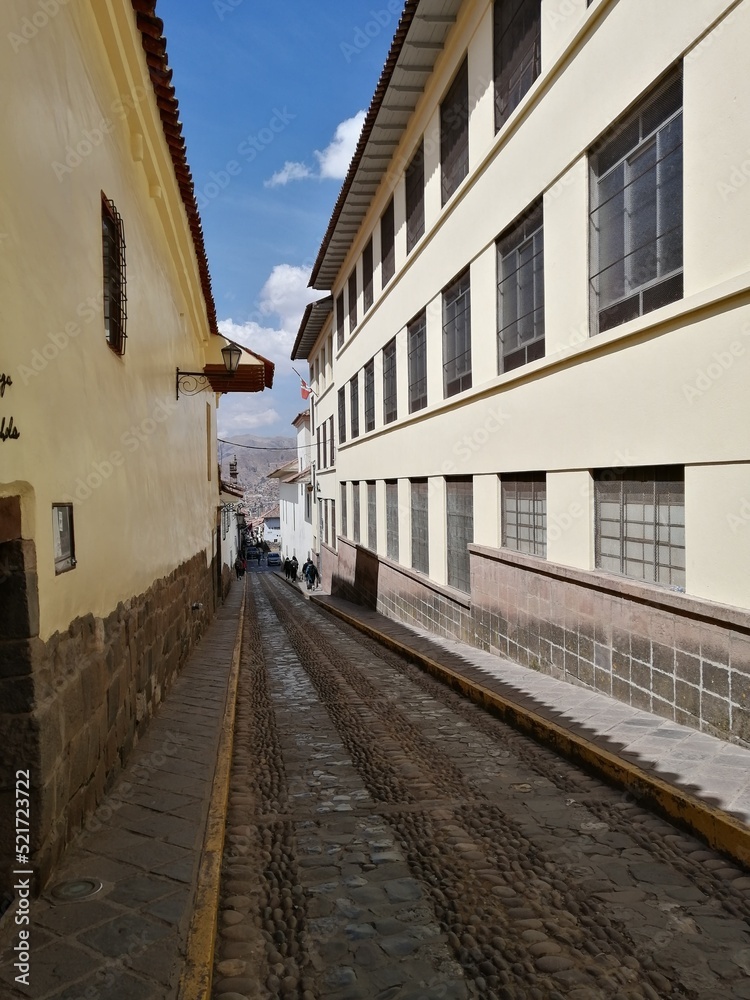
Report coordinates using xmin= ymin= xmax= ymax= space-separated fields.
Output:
xmin=53 ymin=504 xmax=76 ymax=574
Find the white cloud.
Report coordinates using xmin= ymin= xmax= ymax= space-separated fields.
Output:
xmin=262 ymin=110 xmax=365 ymax=187
xmin=217 ymin=405 xmax=280 ymax=437
xmin=264 ymin=161 xmax=313 ymax=188
xmin=314 ymin=111 xmax=366 ymax=180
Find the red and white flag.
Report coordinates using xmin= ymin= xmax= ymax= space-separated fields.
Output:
xmin=300 ymin=379 xmax=311 ymax=400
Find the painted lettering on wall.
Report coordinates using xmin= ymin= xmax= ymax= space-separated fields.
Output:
xmin=0 ymin=372 xmax=20 ymax=441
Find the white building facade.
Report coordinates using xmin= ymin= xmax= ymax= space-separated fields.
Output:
xmin=293 ymin=0 xmax=750 ymax=744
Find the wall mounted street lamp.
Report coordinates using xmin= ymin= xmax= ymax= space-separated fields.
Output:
xmin=176 ymin=343 xmax=242 ymax=399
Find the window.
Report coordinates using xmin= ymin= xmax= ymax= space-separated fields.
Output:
xmin=363 ymin=238 xmax=374 ymax=312
xmin=406 ymin=141 xmax=425 ymax=253
xmin=386 ymin=481 xmax=399 ymax=561
xmin=501 ymin=473 xmax=546 ymax=557
xmin=411 ymin=479 xmax=429 ymax=574
xmin=324 ymin=499 xmax=329 ymax=546
xmin=350 ymin=375 xmax=360 ymax=439
xmin=441 ymin=57 xmax=469 ymax=205
xmin=446 ymin=477 xmax=473 ymax=593
xmin=316 ymin=425 xmax=321 ymax=469
xmin=338 ymin=388 xmax=346 ymax=445
xmin=381 ymin=198 xmax=395 ymax=287
xmin=322 ymin=420 xmax=327 ymax=468
xmin=102 ymin=195 xmax=127 ymax=354
xmin=408 ymin=311 xmax=427 ymax=413
xmin=348 ymin=268 xmax=358 ymax=332
xmin=364 ymin=359 xmax=375 ymax=432
xmin=352 ymin=482 xmax=361 ymax=543
xmin=497 ymin=199 xmax=544 ymax=372
xmin=331 ymin=500 xmax=336 ymax=548
xmin=443 ymin=270 xmax=472 ymax=397
xmin=328 ymin=415 xmax=335 ymax=465
xmin=383 ymin=338 xmax=397 ymax=424
xmin=367 ymin=481 xmax=377 ymax=550
xmin=305 ymin=487 xmax=312 ymax=522
xmin=494 ymin=0 xmax=541 ymax=131
xmin=52 ymin=503 xmax=75 ymax=574
xmin=595 ymin=466 xmax=685 ymax=588
xmin=589 ymin=69 xmax=683 ymax=335
xmin=336 ymin=291 xmax=345 ymax=349
xmin=341 ymin=483 xmax=348 ymax=537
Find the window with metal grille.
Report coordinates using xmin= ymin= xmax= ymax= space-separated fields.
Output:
xmin=447 ymin=477 xmax=473 ymax=593
xmin=367 ymin=482 xmax=377 ymax=550
xmin=352 ymin=481 xmax=361 ymax=543
xmin=341 ymin=484 xmax=348 ymax=537
xmin=589 ymin=68 xmax=683 ymax=335
xmin=494 ymin=0 xmax=541 ymax=132
xmin=331 ymin=500 xmax=336 ymax=548
xmin=338 ymin=388 xmax=346 ymax=444
xmin=324 ymin=499 xmax=329 ymax=546
xmin=408 ymin=311 xmax=427 ymax=413
xmin=348 ymin=268 xmax=358 ymax=332
xmin=383 ymin=338 xmax=397 ymax=424
xmin=102 ymin=195 xmax=127 ymax=355
xmin=386 ymin=481 xmax=399 ymax=561
xmin=441 ymin=58 xmax=469 ymax=205
xmin=443 ymin=270 xmax=472 ymax=397
xmin=411 ymin=479 xmax=429 ymax=574
xmin=350 ymin=375 xmax=360 ymax=439
xmin=595 ymin=466 xmax=685 ymax=588
xmin=364 ymin=359 xmax=375 ymax=432
xmin=497 ymin=199 xmax=544 ymax=372
xmin=52 ymin=503 xmax=76 ymax=574
xmin=336 ymin=290 xmax=345 ymax=349
xmin=501 ymin=473 xmax=546 ymax=557
xmin=406 ymin=140 xmax=425 ymax=253
xmin=381 ymin=198 xmax=395 ymax=286
xmin=322 ymin=420 xmax=327 ymax=468
xmin=316 ymin=426 xmax=321 ymax=469
xmin=363 ymin=238 xmax=374 ymax=312
xmin=329 ymin=415 xmax=335 ymax=465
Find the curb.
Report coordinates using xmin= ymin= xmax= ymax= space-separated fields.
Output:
xmin=311 ymin=596 xmax=750 ymax=869
xmin=177 ymin=579 xmax=246 ymax=1000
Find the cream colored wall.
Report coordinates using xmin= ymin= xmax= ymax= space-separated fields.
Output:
xmin=0 ymin=1 xmax=220 ymax=638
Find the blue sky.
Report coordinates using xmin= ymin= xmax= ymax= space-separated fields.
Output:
xmin=157 ymin=0 xmax=398 ymax=438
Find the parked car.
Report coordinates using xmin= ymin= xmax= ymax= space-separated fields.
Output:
xmin=266 ymin=552 xmax=281 ymax=567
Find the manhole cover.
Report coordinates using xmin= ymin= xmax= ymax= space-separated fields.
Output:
xmin=49 ymin=878 xmax=103 ymax=902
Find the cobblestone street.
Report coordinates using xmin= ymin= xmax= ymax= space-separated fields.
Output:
xmin=212 ymin=573 xmax=750 ymax=1000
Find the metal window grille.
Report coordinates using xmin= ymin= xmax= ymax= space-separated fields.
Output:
xmin=443 ymin=270 xmax=472 ymax=397
xmin=350 ymin=375 xmax=360 ymax=438
xmin=336 ymin=291 xmax=345 ymax=349
xmin=441 ymin=58 xmax=469 ymax=205
xmin=501 ymin=473 xmax=546 ymax=557
xmin=383 ymin=338 xmax=397 ymax=424
xmin=352 ymin=482 xmax=361 ymax=543
xmin=595 ymin=466 xmax=685 ymax=588
xmin=102 ymin=196 xmax=127 ymax=355
xmin=406 ymin=141 xmax=425 ymax=253
xmin=494 ymin=0 xmax=541 ymax=131
xmin=322 ymin=420 xmax=327 ymax=468
xmin=364 ymin=359 xmax=375 ymax=432
xmin=348 ymin=268 xmax=358 ymax=332
xmin=411 ymin=479 xmax=429 ymax=574
xmin=338 ymin=388 xmax=346 ymax=444
xmin=589 ymin=69 xmax=683 ymax=335
xmin=408 ymin=311 xmax=427 ymax=413
xmin=446 ymin=477 xmax=473 ymax=593
xmin=324 ymin=499 xmax=329 ymax=546
xmin=329 ymin=415 xmax=335 ymax=465
xmin=52 ymin=503 xmax=75 ymax=574
xmin=363 ymin=238 xmax=374 ymax=312
xmin=331 ymin=500 xmax=336 ymax=549
xmin=381 ymin=198 xmax=395 ymax=286
xmin=316 ymin=426 xmax=321 ymax=469
xmin=341 ymin=484 xmax=348 ymax=537
xmin=367 ymin=482 xmax=377 ymax=550
xmin=386 ymin=481 xmax=399 ymax=561
xmin=497 ymin=200 xmax=544 ymax=372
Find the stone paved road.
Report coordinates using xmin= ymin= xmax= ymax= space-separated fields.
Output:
xmin=212 ymin=573 xmax=750 ymax=1000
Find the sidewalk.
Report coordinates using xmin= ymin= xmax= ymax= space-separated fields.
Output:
xmin=312 ymin=594 xmax=750 ymax=869
xmin=0 ymin=581 xmax=244 ymax=1000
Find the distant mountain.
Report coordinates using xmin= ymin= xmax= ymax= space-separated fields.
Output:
xmin=219 ymin=434 xmax=295 ymax=517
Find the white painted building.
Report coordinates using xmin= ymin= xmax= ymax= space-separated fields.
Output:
xmin=293 ymin=0 xmax=750 ymax=744
xmin=269 ymin=411 xmax=315 ymax=562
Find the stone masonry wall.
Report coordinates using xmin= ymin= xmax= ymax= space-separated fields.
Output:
xmin=0 ymin=550 xmax=214 ymax=891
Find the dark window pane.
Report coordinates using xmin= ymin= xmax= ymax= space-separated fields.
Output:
xmin=411 ymin=479 xmax=429 ymax=574
xmin=367 ymin=481 xmax=377 ymax=550
xmin=497 ymin=199 xmax=544 ymax=371
xmin=381 ymin=199 xmax=395 ymax=286
xmin=501 ymin=473 xmax=546 ymax=557
xmin=408 ymin=311 xmax=427 ymax=413
xmin=336 ymin=291 xmax=345 ymax=349
xmin=494 ymin=0 xmax=541 ymax=131
xmin=364 ymin=359 xmax=375 ymax=432
xmin=386 ymin=481 xmax=399 ymax=561
xmin=348 ymin=269 xmax=358 ymax=332
xmin=338 ymin=388 xmax=346 ymax=445
xmin=383 ymin=338 xmax=397 ymax=424
xmin=443 ymin=270 xmax=472 ymax=397
xmin=102 ymin=197 xmax=127 ymax=355
xmin=363 ymin=238 xmax=374 ymax=311
xmin=350 ymin=376 xmax=360 ymax=439
xmin=446 ymin=477 xmax=473 ymax=593
xmin=441 ymin=58 xmax=469 ymax=205
xmin=406 ymin=141 xmax=425 ymax=253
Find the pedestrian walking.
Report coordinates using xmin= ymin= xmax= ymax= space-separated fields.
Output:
xmin=291 ymin=556 xmax=298 ymax=582
xmin=234 ymin=555 xmax=244 ymax=580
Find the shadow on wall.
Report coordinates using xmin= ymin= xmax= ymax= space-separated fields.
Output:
xmin=331 ymin=544 xmax=379 ymax=609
